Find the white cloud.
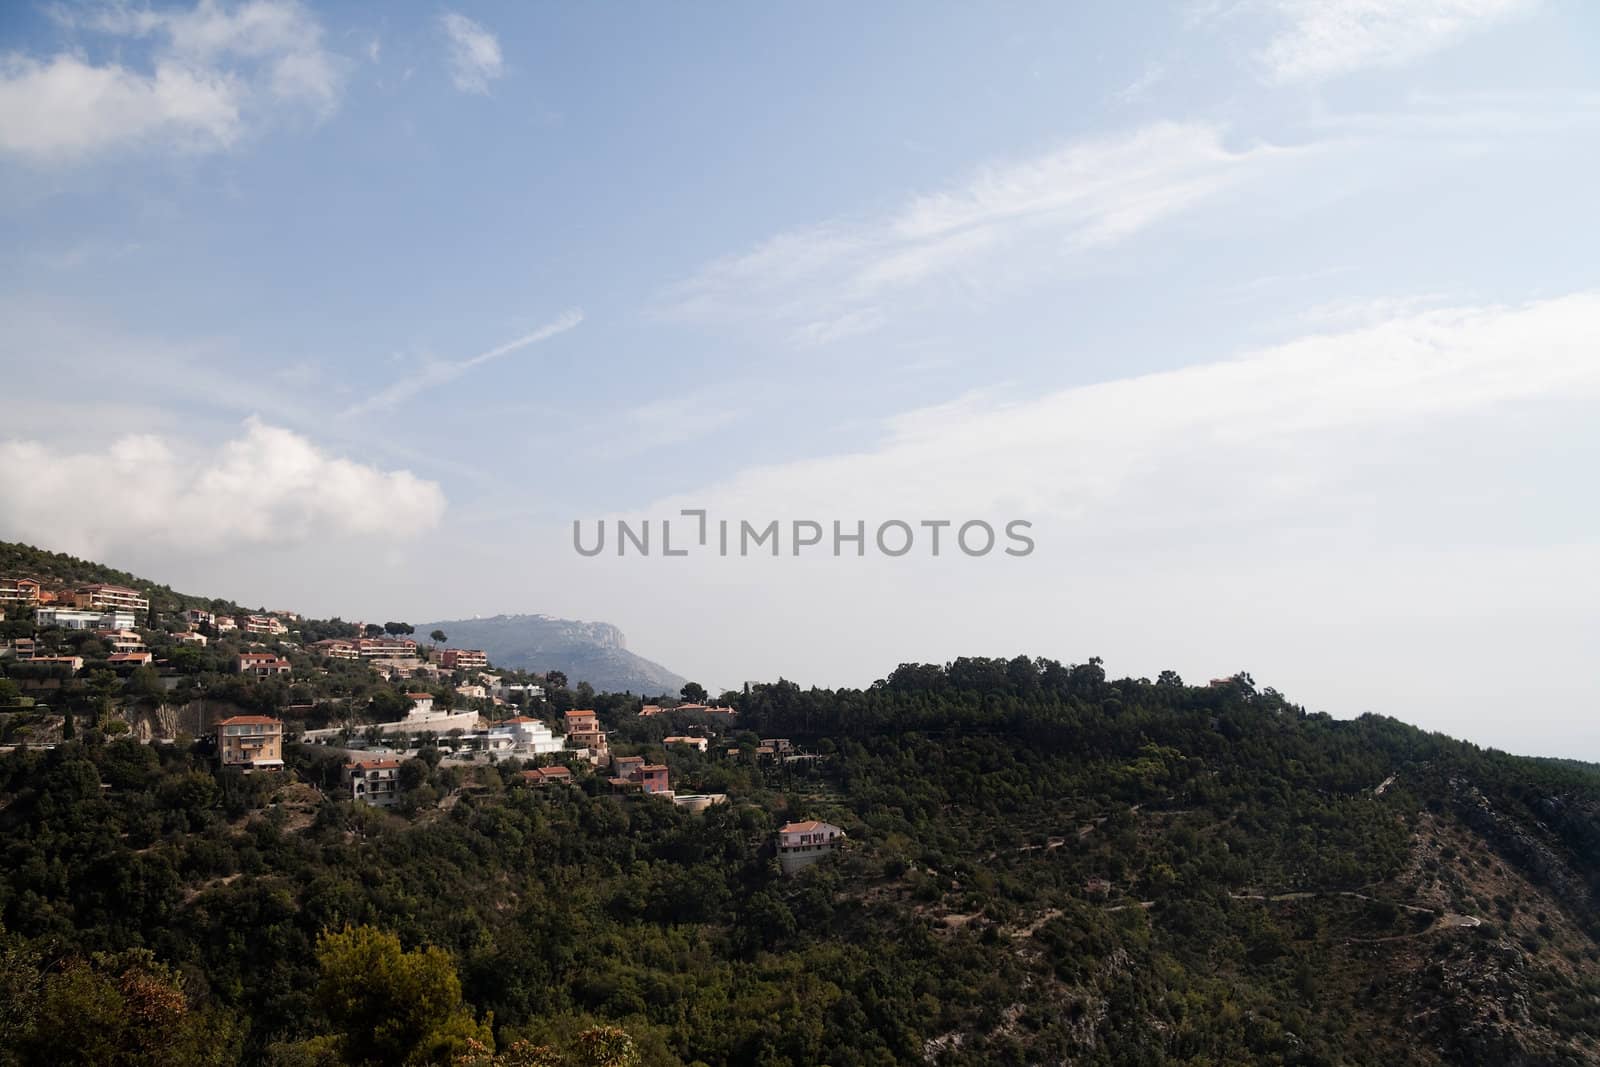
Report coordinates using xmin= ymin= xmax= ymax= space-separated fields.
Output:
xmin=439 ymin=12 xmax=503 ymax=94
xmin=1259 ymin=0 xmax=1537 ymax=83
xmin=649 ymin=291 xmax=1600 ymax=521
xmin=0 ymin=419 xmax=446 ymax=559
xmin=661 ymin=123 xmax=1296 ymax=346
xmin=342 ymin=309 xmax=584 ymax=417
xmin=0 ymin=0 xmax=340 ymax=162
xmin=0 ymin=54 xmax=241 ymax=159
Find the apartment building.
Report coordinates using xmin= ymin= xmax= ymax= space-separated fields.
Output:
xmin=72 ymin=584 xmax=149 ymax=613
xmin=36 ymin=607 xmax=137 ymax=631
xmin=0 ymin=578 xmax=43 ymax=606
xmin=440 ymin=648 xmax=489 ymax=670
xmin=216 ymin=715 xmax=285 ymax=769
xmin=357 ymin=637 xmax=418 ymax=659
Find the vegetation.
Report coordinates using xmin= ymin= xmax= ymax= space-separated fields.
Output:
xmin=0 ymin=655 xmax=1597 ymax=1065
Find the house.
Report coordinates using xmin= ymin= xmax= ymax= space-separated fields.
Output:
xmin=639 ymin=704 xmax=665 ymax=717
xmin=0 ymin=578 xmax=43 ymax=606
xmin=242 ymin=615 xmax=288 ymax=636
xmin=174 ymin=630 xmax=208 ymax=647
xmin=235 ymin=653 xmax=292 ymax=676
xmin=344 ymin=758 xmax=401 ymax=806
xmin=95 ymin=629 xmax=146 ymax=653
xmin=215 ymin=616 xmax=238 ymax=632
xmin=72 ymin=584 xmax=149 ymax=613
xmin=216 ymin=715 xmax=285 ymax=769
xmin=610 ymin=754 xmax=645 ymax=781
xmin=497 ymin=716 xmax=565 ymax=755
xmin=406 ymin=692 xmax=435 ymax=718
xmin=310 ymin=639 xmax=360 ymax=660
xmin=776 ymin=820 xmax=846 ymax=875
xmin=664 ymin=735 xmax=708 ymax=752
xmin=494 ymin=681 xmax=545 ymax=702
xmin=28 ymin=655 xmax=84 ymax=672
xmin=676 ymin=702 xmax=739 ymax=720
xmin=761 ymin=738 xmax=794 ymax=757
xmin=563 ymin=708 xmax=608 ymax=756
xmin=36 ymin=607 xmax=136 ymax=631
xmin=184 ymin=609 xmax=216 ymax=626
xmin=454 ymin=684 xmax=487 ymax=700
xmin=672 ymin=793 xmax=728 ymax=813
xmin=608 ymin=754 xmax=670 ymax=795
xmin=518 ymin=766 xmax=574 ymax=787
xmin=440 ymin=648 xmax=489 ymax=670
xmin=107 ymin=652 xmax=155 ymax=668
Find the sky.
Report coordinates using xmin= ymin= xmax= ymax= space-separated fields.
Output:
xmin=2 ymin=1 xmax=1598 ymax=759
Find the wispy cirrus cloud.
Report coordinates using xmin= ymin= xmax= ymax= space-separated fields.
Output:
xmin=439 ymin=11 xmax=503 ymax=93
xmin=0 ymin=0 xmax=341 ymax=163
xmin=652 ymin=290 xmax=1600 ymax=520
xmin=1258 ymin=0 xmax=1537 ymax=83
xmin=660 ymin=122 xmax=1297 ymax=347
xmin=342 ymin=309 xmax=584 ymax=418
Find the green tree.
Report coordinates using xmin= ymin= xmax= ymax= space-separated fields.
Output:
xmin=431 ymin=630 xmax=448 ymax=646
xmin=314 ymin=925 xmax=491 ymax=1066
xmin=680 ymin=682 xmax=708 ymax=704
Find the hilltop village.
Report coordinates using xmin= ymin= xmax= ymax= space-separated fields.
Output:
xmin=0 ymin=571 xmax=842 ymax=867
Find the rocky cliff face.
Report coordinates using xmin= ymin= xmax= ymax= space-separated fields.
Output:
xmin=419 ymin=614 xmax=689 ymax=695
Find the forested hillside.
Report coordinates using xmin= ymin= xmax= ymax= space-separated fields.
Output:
xmin=0 ymin=541 xmax=245 ymax=615
xmin=2 ymin=658 xmax=1597 ymax=1066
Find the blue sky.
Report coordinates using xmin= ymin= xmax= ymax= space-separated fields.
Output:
xmin=3 ymin=1 xmax=1599 ymax=758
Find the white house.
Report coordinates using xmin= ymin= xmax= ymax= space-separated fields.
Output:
xmin=37 ymin=608 xmax=137 ymax=631
xmin=492 ymin=716 xmax=566 ymax=756
xmin=776 ymin=820 xmax=846 ymax=875
xmin=344 ymin=758 xmax=402 ymax=807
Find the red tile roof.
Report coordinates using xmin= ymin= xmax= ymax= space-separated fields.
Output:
xmin=346 ymin=758 xmax=401 ymax=770
xmin=217 ymin=715 xmax=282 ymax=726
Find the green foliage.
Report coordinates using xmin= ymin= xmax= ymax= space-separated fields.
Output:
xmin=0 ymin=654 xmax=1597 ymax=1064
xmin=311 ymin=925 xmax=491 ymax=1066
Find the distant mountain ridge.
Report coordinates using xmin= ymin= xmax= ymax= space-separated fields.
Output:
xmin=421 ymin=613 xmax=688 ymax=695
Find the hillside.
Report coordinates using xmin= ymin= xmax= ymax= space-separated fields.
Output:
xmin=1 ymin=657 xmax=1597 ymax=1065
xmin=422 ymin=613 xmax=688 ymax=695
xmin=0 ymin=540 xmax=245 ymax=614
